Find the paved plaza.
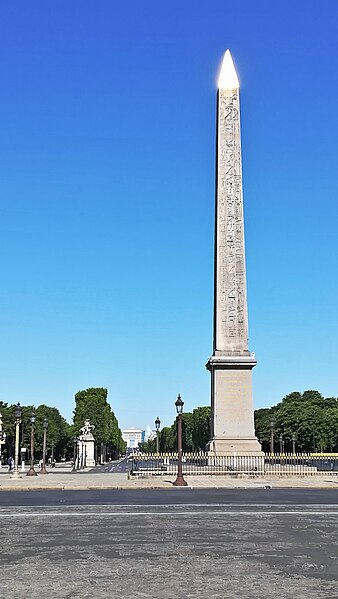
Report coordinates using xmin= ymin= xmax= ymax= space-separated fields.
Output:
xmin=1 ymin=466 xmax=338 ymax=491
xmin=0 ymin=489 xmax=338 ymax=598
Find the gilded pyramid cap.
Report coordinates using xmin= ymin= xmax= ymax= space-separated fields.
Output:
xmin=218 ymin=49 xmax=240 ymax=89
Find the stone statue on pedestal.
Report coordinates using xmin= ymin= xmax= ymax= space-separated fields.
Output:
xmin=78 ymin=420 xmax=96 ymax=468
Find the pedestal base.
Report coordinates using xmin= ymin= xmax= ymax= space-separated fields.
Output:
xmin=173 ymin=475 xmax=188 ymax=487
xmin=206 ymin=354 xmax=262 ymax=456
xmin=26 ymin=468 xmax=38 ymax=476
xmin=206 ymin=437 xmax=263 ymax=454
xmin=204 ymin=448 xmax=265 ymax=473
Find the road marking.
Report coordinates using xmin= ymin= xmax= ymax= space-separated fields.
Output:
xmin=2 ymin=503 xmax=338 ymax=510
xmin=0 ymin=510 xmax=337 ymax=517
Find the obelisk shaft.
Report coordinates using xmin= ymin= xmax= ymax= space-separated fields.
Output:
xmin=215 ymin=85 xmax=249 ymax=355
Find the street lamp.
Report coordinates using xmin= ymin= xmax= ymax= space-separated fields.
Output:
xmin=11 ymin=403 xmax=22 ymax=478
xmin=0 ymin=413 xmax=5 ymax=469
xmin=40 ymin=417 xmax=48 ymax=474
xmin=72 ymin=436 xmax=78 ymax=471
xmin=155 ymin=416 xmax=161 ymax=454
xmin=27 ymin=411 xmax=37 ymax=476
xmin=0 ymin=431 xmax=6 ymax=470
xmin=270 ymin=420 xmax=275 ymax=454
xmin=279 ymin=434 xmax=283 ymax=454
xmin=81 ymin=440 xmax=85 ymax=469
xmin=173 ymin=394 xmax=188 ymax=487
xmin=292 ymin=433 xmax=297 ymax=455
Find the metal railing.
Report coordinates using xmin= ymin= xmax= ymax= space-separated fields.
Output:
xmin=129 ymin=452 xmax=338 ymax=477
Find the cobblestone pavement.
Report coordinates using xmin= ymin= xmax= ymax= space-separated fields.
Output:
xmin=0 ymin=494 xmax=338 ymax=599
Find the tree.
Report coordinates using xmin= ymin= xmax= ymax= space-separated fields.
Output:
xmin=192 ymin=407 xmax=211 ymax=450
xmin=159 ymin=426 xmax=176 ymax=452
xmin=73 ymin=388 xmax=125 ymax=459
xmin=254 ymin=390 xmax=338 ymax=453
xmin=0 ymin=402 xmax=73 ymax=461
xmin=181 ymin=413 xmax=194 ymax=451
xmin=34 ymin=405 xmax=73 ymax=460
xmin=155 ymin=407 xmax=211 ymax=453
xmin=73 ymin=388 xmax=108 ymax=441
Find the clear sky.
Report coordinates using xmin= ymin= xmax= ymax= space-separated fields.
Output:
xmin=1 ymin=1 xmax=337 ymax=431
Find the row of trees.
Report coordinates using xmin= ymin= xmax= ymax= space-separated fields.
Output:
xmin=0 ymin=402 xmax=72 ymax=461
xmin=140 ymin=406 xmax=211 ymax=453
xmin=0 ymin=387 xmax=125 ymax=462
xmin=2 ymin=388 xmax=337 ymax=460
xmin=140 ymin=390 xmax=338 ymax=454
xmin=254 ymin=390 xmax=338 ymax=453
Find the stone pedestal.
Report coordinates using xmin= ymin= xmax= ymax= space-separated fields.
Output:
xmin=206 ymin=355 xmax=262 ymax=453
xmin=78 ymin=434 xmax=95 ymax=468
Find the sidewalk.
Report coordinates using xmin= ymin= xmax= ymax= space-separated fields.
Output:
xmin=1 ymin=471 xmax=338 ymax=491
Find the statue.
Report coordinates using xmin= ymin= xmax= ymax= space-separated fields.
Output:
xmin=80 ymin=420 xmax=95 ymax=437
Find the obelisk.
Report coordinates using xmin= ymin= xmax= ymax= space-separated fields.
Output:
xmin=206 ymin=50 xmax=261 ymax=454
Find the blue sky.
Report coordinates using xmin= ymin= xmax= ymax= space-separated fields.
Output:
xmin=0 ymin=1 xmax=337 ymax=431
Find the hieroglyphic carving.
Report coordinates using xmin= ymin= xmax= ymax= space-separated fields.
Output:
xmin=216 ymin=88 xmax=248 ymax=352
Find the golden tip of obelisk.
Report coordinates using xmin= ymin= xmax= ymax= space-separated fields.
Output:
xmin=218 ymin=49 xmax=240 ymax=90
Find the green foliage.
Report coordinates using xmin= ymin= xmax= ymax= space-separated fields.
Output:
xmin=0 ymin=387 xmax=126 ymax=463
xmin=191 ymin=407 xmax=211 ymax=450
xmin=159 ymin=426 xmax=176 ymax=452
xmin=73 ymin=388 xmax=125 ymax=454
xmin=34 ymin=405 xmax=73 ymax=458
xmin=140 ymin=390 xmax=338 ymax=455
xmin=141 ymin=407 xmax=211 ymax=453
xmin=73 ymin=388 xmax=108 ymax=441
xmin=254 ymin=390 xmax=338 ymax=452
xmin=0 ymin=401 xmax=73 ymax=460
xmin=34 ymin=405 xmax=72 ymax=458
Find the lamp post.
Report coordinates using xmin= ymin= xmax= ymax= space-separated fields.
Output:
xmin=173 ymin=394 xmax=188 ymax=487
xmin=279 ymin=434 xmax=283 ymax=454
xmin=0 ymin=413 xmax=5 ymax=469
xmin=40 ymin=418 xmax=48 ymax=474
xmin=11 ymin=403 xmax=22 ymax=478
xmin=155 ymin=416 xmax=161 ymax=454
xmin=0 ymin=430 xmax=6 ymax=470
xmin=27 ymin=412 xmax=37 ymax=476
xmin=72 ymin=437 xmax=78 ymax=471
xmin=292 ymin=433 xmax=297 ymax=455
xmin=270 ymin=420 xmax=275 ymax=454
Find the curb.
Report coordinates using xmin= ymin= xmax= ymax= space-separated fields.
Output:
xmin=1 ymin=482 xmax=338 ymax=492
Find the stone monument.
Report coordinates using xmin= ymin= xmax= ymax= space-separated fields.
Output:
xmin=206 ymin=50 xmax=262 ymax=454
xmin=78 ymin=420 xmax=96 ymax=467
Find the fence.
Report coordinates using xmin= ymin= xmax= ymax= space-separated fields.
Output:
xmin=129 ymin=452 xmax=338 ymax=477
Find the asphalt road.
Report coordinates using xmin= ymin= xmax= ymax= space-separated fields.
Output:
xmin=1 ymin=487 xmax=338 ymax=505
xmin=1 ymin=489 xmax=338 ymax=598
xmin=89 ymin=455 xmax=130 ymax=474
